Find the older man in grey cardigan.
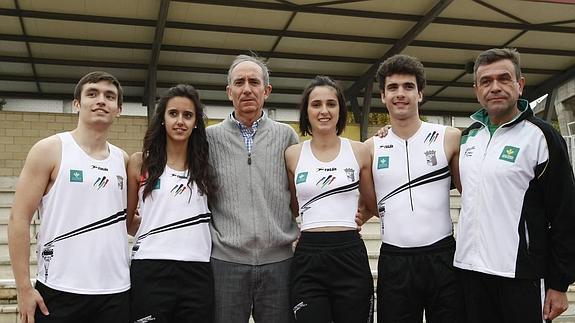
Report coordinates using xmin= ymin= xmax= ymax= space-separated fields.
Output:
xmin=207 ymin=54 xmax=299 ymax=323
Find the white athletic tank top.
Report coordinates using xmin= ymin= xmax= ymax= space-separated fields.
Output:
xmin=372 ymin=122 xmax=452 ymax=248
xmin=132 ymin=166 xmax=211 ymax=262
xmin=37 ymin=132 xmax=130 ymax=294
xmin=295 ymin=138 xmax=360 ymax=231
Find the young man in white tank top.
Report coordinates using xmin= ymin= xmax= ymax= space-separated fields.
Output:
xmin=8 ymin=72 xmax=130 ymax=323
xmin=359 ymin=55 xmax=463 ymax=323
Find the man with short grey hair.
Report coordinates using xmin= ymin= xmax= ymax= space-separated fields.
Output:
xmin=455 ymin=47 xmax=575 ymax=322
xmin=207 ymin=54 xmax=299 ymax=323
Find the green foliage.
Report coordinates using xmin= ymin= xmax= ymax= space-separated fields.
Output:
xmin=0 ymin=98 xmax=6 ymax=110
xmin=551 ymin=120 xmax=561 ymax=132
xmin=346 ymin=112 xmax=391 ymax=125
xmin=347 ymin=111 xmax=427 ymax=126
xmin=369 ymin=112 xmax=390 ymax=125
xmin=346 ymin=112 xmax=355 ymax=124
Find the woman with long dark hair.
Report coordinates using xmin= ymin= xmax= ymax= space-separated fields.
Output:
xmin=285 ymin=76 xmax=378 ymax=322
xmin=126 ymin=84 xmax=216 ymax=322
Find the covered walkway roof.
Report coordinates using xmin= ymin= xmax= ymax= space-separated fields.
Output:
xmin=0 ymin=0 xmax=574 ymax=118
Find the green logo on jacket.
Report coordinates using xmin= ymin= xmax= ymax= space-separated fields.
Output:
xmin=499 ymin=146 xmax=520 ymax=163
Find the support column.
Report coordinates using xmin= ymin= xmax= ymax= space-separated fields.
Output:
xmin=360 ymin=79 xmax=374 ymax=141
xmin=553 ymin=78 xmax=575 ymax=136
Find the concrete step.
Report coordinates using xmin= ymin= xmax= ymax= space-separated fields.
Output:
xmin=0 ymin=230 xmax=40 ymax=246
xmin=0 ymin=280 xmax=17 ymax=304
xmin=362 ymin=234 xmax=381 ymax=254
xmin=368 ymin=252 xmax=378 ymax=271
xmin=0 ymin=178 xmax=17 ymax=191
xmin=450 ymin=208 xmax=460 ymax=222
xmin=361 ymin=217 xmax=381 ymax=236
xmin=0 ymin=194 xmax=14 ymax=208
xmin=0 ymin=207 xmax=12 ymax=223
xmin=0 ymin=305 xmax=18 ymax=323
xmin=0 ymin=220 xmax=40 ymax=242
xmin=0 ymin=281 xmax=20 ymax=323
xmin=0 ymin=205 xmax=40 ymax=222
xmin=0 ymin=257 xmax=37 ymax=281
xmin=0 ymin=244 xmax=37 ymax=267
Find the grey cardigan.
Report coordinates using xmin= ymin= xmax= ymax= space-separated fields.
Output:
xmin=206 ymin=113 xmax=299 ymax=265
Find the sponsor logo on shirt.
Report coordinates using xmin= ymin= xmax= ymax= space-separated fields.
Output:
xmin=463 ymin=146 xmax=476 ymax=157
xmin=171 ymin=173 xmax=187 ymax=179
xmin=499 ymin=146 xmax=520 ymax=163
xmin=93 ymin=176 xmax=109 ymax=190
xmin=135 ymin=315 xmax=156 ymax=323
xmin=116 ymin=175 xmax=124 ymax=190
xmin=170 ymin=184 xmax=186 ymax=196
xmin=316 ymin=167 xmax=337 ymax=172
xmin=296 ymin=172 xmax=308 ymax=184
xmin=377 ymin=156 xmax=389 ymax=169
xmin=293 ymin=302 xmax=308 ymax=320
xmin=69 ymin=169 xmax=83 ymax=182
xmin=91 ymin=165 xmax=108 ymax=171
xmin=344 ymin=168 xmax=355 ymax=182
xmin=424 ymin=131 xmax=439 ymax=144
xmin=316 ymin=175 xmax=336 ymax=188
xmin=379 ymin=144 xmax=393 ymax=149
xmin=424 ymin=150 xmax=437 ymax=166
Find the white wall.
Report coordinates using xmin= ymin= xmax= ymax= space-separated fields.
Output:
xmin=3 ymin=99 xmax=302 ymax=121
xmin=4 ymin=98 xmax=474 ymax=126
xmin=3 ymin=99 xmax=65 ymax=113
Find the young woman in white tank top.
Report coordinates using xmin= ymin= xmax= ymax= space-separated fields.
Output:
xmin=126 ymin=85 xmax=216 ymax=323
xmin=285 ymin=76 xmax=378 ymax=322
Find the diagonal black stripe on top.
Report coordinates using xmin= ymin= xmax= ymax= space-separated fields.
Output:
xmin=300 ymin=180 xmax=359 ymax=213
xmin=378 ymin=166 xmax=450 ymax=204
xmin=46 ymin=210 xmax=126 ymax=246
xmin=136 ymin=212 xmax=212 ymax=242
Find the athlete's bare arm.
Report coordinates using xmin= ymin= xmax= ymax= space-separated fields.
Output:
xmin=285 ymin=143 xmax=303 ymax=219
xmin=8 ymin=136 xmax=61 ymax=323
xmin=356 ymin=138 xmax=375 ymax=227
xmin=444 ymin=127 xmax=462 ymax=193
xmin=364 ymin=137 xmax=375 ymax=159
xmin=126 ymin=152 xmax=142 ymax=236
xmin=352 ymin=141 xmax=377 ymax=225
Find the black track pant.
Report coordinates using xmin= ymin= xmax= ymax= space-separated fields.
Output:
xmin=130 ymin=259 xmax=214 ymax=323
xmin=458 ymin=269 xmax=547 ymax=323
xmin=377 ymin=236 xmax=464 ymax=323
xmin=35 ymin=282 xmax=129 ymax=323
xmin=290 ymin=230 xmax=374 ymax=323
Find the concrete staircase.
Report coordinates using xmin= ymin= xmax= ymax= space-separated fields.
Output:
xmin=0 ymin=178 xmax=39 ymax=323
xmin=0 ymin=178 xmax=574 ymax=322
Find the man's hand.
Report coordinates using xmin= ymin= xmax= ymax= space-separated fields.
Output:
xmin=374 ymin=125 xmax=392 ymax=138
xmin=543 ymin=288 xmax=569 ymax=320
xmin=355 ymin=210 xmax=364 ymax=232
xmin=17 ymin=286 xmax=49 ymax=323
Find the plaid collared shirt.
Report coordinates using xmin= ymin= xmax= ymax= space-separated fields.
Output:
xmin=231 ymin=112 xmax=264 ymax=154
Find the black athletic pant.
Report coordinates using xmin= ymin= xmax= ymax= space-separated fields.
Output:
xmin=458 ymin=269 xmax=548 ymax=323
xmin=290 ymin=230 xmax=374 ymax=323
xmin=35 ymin=281 xmax=129 ymax=323
xmin=130 ymin=259 xmax=214 ymax=323
xmin=377 ymin=236 xmax=464 ymax=323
